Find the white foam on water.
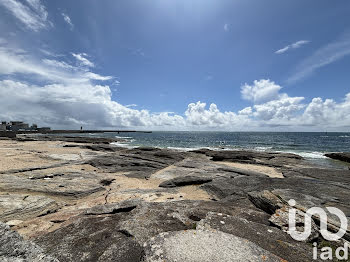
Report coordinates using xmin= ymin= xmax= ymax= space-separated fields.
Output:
xmin=167 ymin=146 xmax=234 ymax=152
xmin=339 ymin=135 xmax=350 ymax=138
xmin=277 ymin=150 xmax=327 ymax=159
xmin=110 ymin=142 xmax=136 ymax=149
xmin=253 ymin=146 xmax=273 ymax=151
xmin=167 ymin=146 xmax=200 ymax=151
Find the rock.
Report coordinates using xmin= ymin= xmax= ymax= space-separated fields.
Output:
xmin=248 ymin=189 xmax=350 ymax=241
xmin=0 ymin=222 xmax=58 ymax=262
xmin=190 ymin=149 xmax=303 ymax=167
xmin=34 ymin=200 xmax=191 ymax=261
xmin=197 ymin=211 xmax=318 ymax=262
xmin=0 ymin=172 xmax=105 ymax=198
xmin=5 ymin=220 xmax=23 ymax=227
xmin=269 ymin=206 xmax=319 ymax=243
xmin=0 ymin=194 xmax=59 ymax=222
xmin=84 ymin=201 xmax=138 ymax=215
xmin=83 ymin=144 xmax=120 ymax=152
xmin=325 ymin=152 xmax=350 ymax=163
xmin=159 ymin=176 xmax=212 ymax=188
xmin=87 ymin=148 xmax=187 ymax=179
xmin=99 ymin=178 xmax=115 ymax=186
xmin=16 ymin=135 xmax=121 ymax=144
xmin=35 ymin=216 xmax=143 ymax=262
xmin=33 ymin=199 xmax=254 ymax=261
xmin=248 ymin=190 xmax=285 ymax=214
xmin=142 ymin=229 xmax=282 ymax=262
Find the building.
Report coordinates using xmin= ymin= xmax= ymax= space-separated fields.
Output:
xmin=37 ymin=127 xmax=51 ymax=132
xmin=8 ymin=121 xmax=30 ymax=131
xmin=0 ymin=122 xmax=6 ymax=131
xmin=0 ymin=121 xmax=50 ymax=132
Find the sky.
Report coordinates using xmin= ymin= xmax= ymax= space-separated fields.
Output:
xmin=0 ymin=0 xmax=350 ymax=131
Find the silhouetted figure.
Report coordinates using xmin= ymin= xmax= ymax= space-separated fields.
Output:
xmin=80 ymin=126 xmax=83 ymax=131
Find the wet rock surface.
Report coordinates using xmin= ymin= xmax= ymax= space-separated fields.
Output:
xmin=1 ymin=139 xmax=350 ymax=261
xmin=325 ymin=152 xmax=350 ymax=164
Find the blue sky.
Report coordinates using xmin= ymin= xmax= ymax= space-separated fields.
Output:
xmin=0 ymin=0 xmax=350 ymax=130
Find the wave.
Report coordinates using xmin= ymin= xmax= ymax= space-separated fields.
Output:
xmin=115 ymin=136 xmax=133 ymax=139
xmin=110 ymin=142 xmax=136 ymax=149
xmin=339 ymin=135 xmax=350 ymax=138
xmin=167 ymin=146 xmax=201 ymax=151
xmin=277 ymin=150 xmax=327 ymax=159
xmin=253 ymin=146 xmax=273 ymax=152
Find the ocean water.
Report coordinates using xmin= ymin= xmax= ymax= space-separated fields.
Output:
xmin=66 ymin=132 xmax=350 ymax=168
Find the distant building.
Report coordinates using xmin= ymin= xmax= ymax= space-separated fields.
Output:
xmin=8 ymin=121 xmax=30 ymax=131
xmin=0 ymin=122 xmax=6 ymax=131
xmin=37 ymin=127 xmax=51 ymax=132
xmin=0 ymin=121 xmax=51 ymax=132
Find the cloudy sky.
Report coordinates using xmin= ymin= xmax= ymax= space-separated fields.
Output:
xmin=0 ymin=0 xmax=350 ymax=131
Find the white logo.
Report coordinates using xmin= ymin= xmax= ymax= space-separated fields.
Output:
xmin=288 ymin=199 xmax=348 ymax=241
xmin=287 ymin=199 xmax=349 ymax=261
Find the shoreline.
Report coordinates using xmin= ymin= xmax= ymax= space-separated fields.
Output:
xmin=1 ymin=136 xmax=350 ymax=261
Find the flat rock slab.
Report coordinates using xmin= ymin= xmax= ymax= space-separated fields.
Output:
xmin=87 ymin=148 xmax=188 ymax=179
xmin=143 ymin=230 xmax=282 ymax=262
xmin=191 ymin=149 xmax=303 ymax=167
xmin=0 ymin=194 xmax=58 ymax=222
xmin=197 ymin=211 xmax=318 ymax=262
xmin=0 ymin=172 xmax=105 ymax=198
xmin=325 ymin=152 xmax=350 ymax=163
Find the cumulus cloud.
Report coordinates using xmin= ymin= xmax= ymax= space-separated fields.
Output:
xmin=238 ymin=107 xmax=252 ymax=115
xmin=240 ymin=79 xmax=350 ymax=129
xmin=241 ymin=79 xmax=282 ymax=103
xmin=275 ymin=40 xmax=310 ymax=54
xmin=0 ymin=40 xmax=349 ymax=130
xmin=0 ymin=0 xmax=51 ymax=31
xmin=287 ymin=32 xmax=350 ymax=83
xmin=0 ymin=79 xmax=187 ymax=128
xmin=300 ymin=96 xmax=350 ymax=127
xmin=72 ymin=53 xmax=94 ymax=68
xmin=253 ymin=95 xmax=305 ymax=121
xmin=62 ymin=12 xmax=73 ymax=30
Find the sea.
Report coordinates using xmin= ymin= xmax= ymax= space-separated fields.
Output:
xmin=63 ymin=132 xmax=350 ymax=169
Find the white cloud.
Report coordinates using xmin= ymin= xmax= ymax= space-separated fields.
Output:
xmin=300 ymin=96 xmax=350 ymax=127
xmin=72 ymin=53 xmax=94 ymax=68
xmin=184 ymin=102 xmax=251 ymax=129
xmin=62 ymin=12 xmax=73 ymax=30
xmin=275 ymin=40 xmax=310 ymax=54
xmin=0 ymin=45 xmax=110 ymax=84
xmin=0 ymin=0 xmax=51 ymax=31
xmin=239 ymin=107 xmax=252 ymax=115
xmin=241 ymin=79 xmax=282 ymax=103
xmin=224 ymin=23 xmax=229 ymax=32
xmin=0 ymin=42 xmax=349 ymax=131
xmin=288 ymin=32 xmax=350 ymax=83
xmin=253 ymin=95 xmax=305 ymax=121
xmin=42 ymin=58 xmax=75 ymax=70
xmin=84 ymin=72 xmax=113 ymax=81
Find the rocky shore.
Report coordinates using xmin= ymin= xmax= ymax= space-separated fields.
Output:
xmin=0 ymin=135 xmax=350 ymax=261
